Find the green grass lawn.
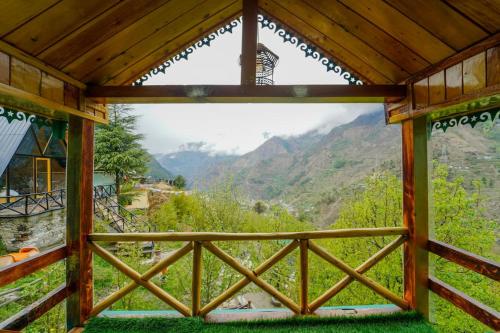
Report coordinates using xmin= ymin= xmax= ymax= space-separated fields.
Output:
xmin=84 ymin=311 xmax=435 ymax=333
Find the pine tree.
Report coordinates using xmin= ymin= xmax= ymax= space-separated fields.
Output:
xmin=94 ymin=104 xmax=149 ymax=196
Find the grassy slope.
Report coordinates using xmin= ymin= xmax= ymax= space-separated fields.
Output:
xmin=84 ymin=312 xmax=435 ymax=333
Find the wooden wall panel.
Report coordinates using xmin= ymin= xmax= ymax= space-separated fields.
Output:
xmin=41 ymin=73 xmax=64 ymax=104
xmin=486 ymin=46 xmax=500 ymax=87
xmin=445 ymin=63 xmax=462 ymax=100
xmin=429 ymin=70 xmax=445 ymax=105
xmin=463 ymin=52 xmax=486 ymax=94
xmin=10 ymin=58 xmax=41 ymax=94
xmin=413 ymin=78 xmax=428 ymax=109
xmin=0 ymin=51 xmax=9 ymax=85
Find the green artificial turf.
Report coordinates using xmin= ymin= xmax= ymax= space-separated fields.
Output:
xmin=84 ymin=311 xmax=435 ymax=333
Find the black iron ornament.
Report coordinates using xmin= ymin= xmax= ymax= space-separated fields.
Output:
xmin=431 ymin=108 xmax=500 ymax=133
xmin=133 ymin=15 xmax=364 ymax=86
xmin=257 ymin=14 xmax=363 ymax=85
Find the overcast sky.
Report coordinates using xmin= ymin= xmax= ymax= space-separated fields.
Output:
xmin=133 ymin=23 xmax=382 ymax=155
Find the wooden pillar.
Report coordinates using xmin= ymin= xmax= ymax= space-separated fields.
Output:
xmin=240 ymin=0 xmax=258 ymax=86
xmin=402 ymin=116 xmax=429 ymax=318
xmin=299 ymin=239 xmax=309 ymax=314
xmin=66 ymin=116 xmax=94 ymax=329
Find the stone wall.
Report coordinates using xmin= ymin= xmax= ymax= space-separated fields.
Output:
xmin=0 ymin=209 xmax=65 ymax=251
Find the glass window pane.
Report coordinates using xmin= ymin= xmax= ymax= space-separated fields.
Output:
xmin=16 ymin=127 xmax=41 ymax=156
xmin=9 ymin=156 xmax=33 ymax=195
xmin=33 ymin=123 xmax=51 ymax=153
xmin=51 ymin=158 xmax=66 ymax=191
xmin=44 ymin=137 xmax=66 ymax=158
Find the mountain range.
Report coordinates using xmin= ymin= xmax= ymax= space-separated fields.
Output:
xmin=154 ymin=110 xmax=499 ymax=226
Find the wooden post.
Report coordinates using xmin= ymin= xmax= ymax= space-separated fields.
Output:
xmin=66 ymin=116 xmax=94 ymax=329
xmin=192 ymin=241 xmax=202 ymax=316
xmin=299 ymin=239 xmax=308 ymax=314
xmin=240 ymin=0 xmax=258 ymax=86
xmin=402 ymin=116 xmax=429 ymax=318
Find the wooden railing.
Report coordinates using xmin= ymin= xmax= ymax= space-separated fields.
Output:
xmin=0 ymin=245 xmax=69 ymax=331
xmin=427 ymin=239 xmax=500 ymax=330
xmin=87 ymin=227 xmax=409 ymax=317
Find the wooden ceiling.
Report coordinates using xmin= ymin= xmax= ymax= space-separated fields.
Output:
xmin=0 ymin=0 xmax=498 ymax=86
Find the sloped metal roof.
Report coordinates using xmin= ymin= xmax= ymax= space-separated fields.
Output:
xmin=0 ymin=117 xmax=31 ymax=176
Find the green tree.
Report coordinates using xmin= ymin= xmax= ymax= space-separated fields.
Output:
xmin=94 ymin=104 xmax=149 ymax=196
xmin=173 ymin=175 xmax=186 ymax=189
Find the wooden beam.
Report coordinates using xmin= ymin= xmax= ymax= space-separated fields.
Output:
xmin=89 ymin=227 xmax=408 ymax=242
xmin=427 ymin=240 xmax=499 ymax=282
xmin=0 ymin=284 xmax=69 ymax=331
xmin=309 ymin=235 xmax=406 ymax=312
xmin=0 ymin=40 xmax=85 ymax=89
xmin=66 ymin=117 xmax=94 ymax=329
xmin=85 ymin=84 xmax=406 ymax=104
xmin=199 ymin=240 xmax=299 ymax=316
xmin=89 ymin=242 xmax=191 ymax=317
xmin=0 ymin=245 xmax=67 ymax=288
xmin=0 ymin=83 xmax=107 ymax=124
xmin=308 ymin=240 xmax=409 ymax=310
xmin=428 ymin=276 xmax=500 ymax=330
xmin=240 ymin=0 xmax=258 ymax=85
xmin=203 ymin=241 xmax=301 ymax=314
xmin=402 ymin=117 xmax=429 ymax=318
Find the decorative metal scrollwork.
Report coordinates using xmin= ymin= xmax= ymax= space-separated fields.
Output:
xmin=134 ymin=18 xmax=242 ymax=86
xmin=431 ymin=108 xmax=500 ymax=133
xmin=133 ymin=14 xmax=364 ymax=86
xmin=0 ymin=106 xmax=54 ymax=127
xmin=258 ymin=14 xmax=363 ymax=85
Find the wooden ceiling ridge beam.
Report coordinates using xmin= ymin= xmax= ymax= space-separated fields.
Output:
xmin=0 ymin=40 xmax=86 ymax=89
xmin=241 ymin=0 xmax=258 ymax=86
xmin=85 ymin=84 xmax=406 ymax=104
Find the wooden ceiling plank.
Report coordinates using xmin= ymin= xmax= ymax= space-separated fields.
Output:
xmin=260 ymin=0 xmax=394 ymax=84
xmin=106 ymin=2 xmax=242 ymax=86
xmin=303 ymin=0 xmax=429 ymax=74
xmin=38 ymin=0 xmax=171 ymax=69
xmin=384 ymin=0 xmax=488 ymax=51
xmin=444 ymin=0 xmax=500 ymax=34
xmin=339 ymin=0 xmax=455 ymax=64
xmin=270 ymin=0 xmax=409 ymax=83
xmin=0 ymin=0 xmax=60 ymax=37
xmin=63 ymin=0 xmax=208 ymax=80
xmin=4 ymin=0 xmax=121 ymax=56
xmin=86 ymin=0 xmax=238 ymax=84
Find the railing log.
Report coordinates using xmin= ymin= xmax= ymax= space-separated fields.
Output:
xmin=89 ymin=242 xmax=191 ymax=317
xmin=309 ymin=235 xmax=406 ymax=312
xmin=89 ymin=227 xmax=407 ymax=242
xmin=300 ymin=239 xmax=309 ymax=314
xmin=202 ymin=241 xmax=301 ymax=314
xmin=308 ymin=240 xmax=409 ymax=310
xmin=199 ymin=240 xmax=299 ymax=316
xmin=192 ymin=241 xmax=202 ymax=316
xmin=90 ymin=242 xmax=194 ymax=316
xmin=0 ymin=245 xmax=67 ymax=288
xmin=428 ymin=276 xmax=500 ymax=330
xmin=0 ymin=283 xmax=69 ymax=331
xmin=427 ymin=240 xmax=499 ymax=281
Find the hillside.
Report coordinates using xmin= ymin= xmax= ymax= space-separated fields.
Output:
xmin=146 ymin=153 xmax=174 ymax=181
xmin=154 ymin=110 xmax=499 ymax=227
